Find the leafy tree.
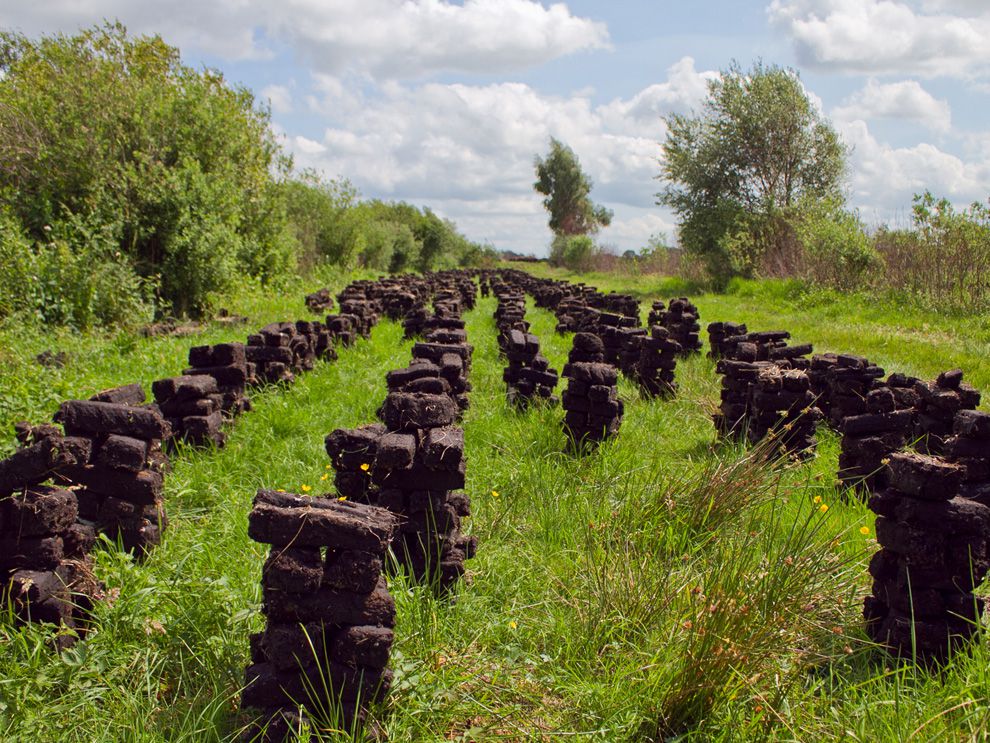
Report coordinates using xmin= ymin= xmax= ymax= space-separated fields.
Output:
xmin=657 ymin=61 xmax=847 ymax=284
xmin=534 ymin=138 xmax=612 ymax=236
xmin=0 ymin=22 xmax=295 ymax=318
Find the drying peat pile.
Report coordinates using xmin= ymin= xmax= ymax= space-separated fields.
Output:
xmin=304 ymin=287 xmax=334 ymax=314
xmin=648 ymin=298 xmax=703 ymax=355
xmin=0 ymin=424 xmax=103 ymax=645
xmin=707 ymin=321 xmax=747 ymax=360
xmin=243 ymin=489 xmax=399 ymax=738
xmin=325 ymin=273 xmax=478 ymax=592
xmin=915 ymin=370 xmax=982 ymax=455
xmin=865 ymin=452 xmax=990 ymax=661
xmin=711 ymin=329 xmax=815 ymax=446
xmin=632 ymin=326 xmax=680 ymax=398
xmin=490 ymin=277 xmax=559 ymax=408
xmin=946 ymin=410 xmax=990 ymax=506
xmin=561 ymin=333 xmax=623 ymax=448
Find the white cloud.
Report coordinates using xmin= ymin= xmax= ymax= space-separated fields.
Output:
xmin=287 ymin=56 xmax=715 ymax=253
xmin=837 ymin=118 xmax=990 ymax=218
xmin=260 ymin=84 xmax=293 ymax=114
xmin=833 ymin=78 xmax=952 ymax=132
xmin=4 ymin=0 xmax=609 ymax=78
xmin=767 ymin=0 xmax=990 ymax=78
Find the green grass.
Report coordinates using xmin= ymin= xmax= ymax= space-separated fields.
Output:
xmin=2 ymin=268 xmax=990 ymax=741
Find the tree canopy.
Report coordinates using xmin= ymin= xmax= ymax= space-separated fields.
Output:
xmin=534 ymin=138 xmax=612 ymax=236
xmin=657 ymin=61 xmax=847 ymax=283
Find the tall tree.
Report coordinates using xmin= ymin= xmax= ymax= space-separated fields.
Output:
xmin=534 ymin=138 xmax=612 ymax=236
xmin=657 ymin=61 xmax=847 ymax=282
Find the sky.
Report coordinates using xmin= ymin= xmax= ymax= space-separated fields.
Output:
xmin=2 ymin=0 xmax=989 ymax=256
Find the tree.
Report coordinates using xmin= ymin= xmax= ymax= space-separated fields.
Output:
xmin=534 ymin=138 xmax=612 ymax=236
xmin=0 ymin=22 xmax=295 ymax=318
xmin=657 ymin=61 xmax=847 ymax=284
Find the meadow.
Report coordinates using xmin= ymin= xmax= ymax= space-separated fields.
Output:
xmin=2 ymin=265 xmax=990 ymax=742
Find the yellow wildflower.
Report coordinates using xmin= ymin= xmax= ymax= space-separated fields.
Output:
xmin=509 ymin=620 xmax=517 ymax=630
xmin=321 ymin=473 xmax=329 ymax=481
xmin=813 ymin=495 xmax=822 ymax=504
xmin=819 ymin=503 xmax=829 ymax=513
xmin=491 ymin=490 xmax=500 ymax=498
xmin=360 ymin=463 xmax=370 ymax=472
xmin=300 ymin=484 xmax=312 ymax=493
xmin=338 ymin=496 xmax=347 ymax=502
xmin=860 ymin=526 xmax=870 ymax=536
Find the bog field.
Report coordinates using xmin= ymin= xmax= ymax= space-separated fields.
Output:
xmin=2 ymin=265 xmax=990 ymax=743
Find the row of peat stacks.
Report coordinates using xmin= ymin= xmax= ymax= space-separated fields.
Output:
xmin=561 ymin=333 xmax=623 ymax=447
xmin=304 ymin=287 xmax=334 ymax=314
xmin=243 ymin=489 xmax=399 ymax=738
xmin=648 ymin=298 xmax=703 ymax=355
xmin=327 ymin=283 xmax=476 ymax=591
xmin=865 ymin=449 xmax=990 ymax=662
xmin=0 ymin=383 xmax=173 ymax=642
xmin=629 ymin=326 xmax=680 ymax=398
xmin=491 ymin=282 xmax=560 ymax=408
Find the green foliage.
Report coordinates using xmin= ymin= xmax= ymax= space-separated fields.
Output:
xmin=534 ymin=138 xmax=613 ymax=236
xmin=0 ymin=22 xmax=295 ymax=320
xmin=549 ymin=234 xmax=598 ymax=271
xmin=658 ymin=61 xmax=847 ymax=286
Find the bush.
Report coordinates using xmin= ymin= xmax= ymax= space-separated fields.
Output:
xmin=0 ymin=23 xmax=294 ymax=319
xmin=549 ymin=234 xmax=598 ymax=271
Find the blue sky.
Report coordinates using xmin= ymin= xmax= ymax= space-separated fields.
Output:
xmin=2 ymin=0 xmax=988 ymax=255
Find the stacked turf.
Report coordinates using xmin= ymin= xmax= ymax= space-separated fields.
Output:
xmin=596 ymin=311 xmax=640 ymax=367
xmin=185 ymin=342 xmax=251 ymax=417
xmin=634 ymin=326 xmax=681 ymax=398
xmin=325 ymin=424 xmax=386 ymax=505
xmin=865 ymin=452 xmax=990 ymax=662
xmin=243 ymin=489 xmax=399 ymax=738
xmin=411 ymin=336 xmax=473 ymax=414
xmin=326 ymin=314 xmax=358 ymax=347
xmin=561 ymin=332 xmax=623 ymax=447
xmin=748 ymin=366 xmax=821 ymax=457
xmin=707 ymin=321 xmax=748 ymax=360
xmin=915 ymin=369 xmax=981 ymax=455
xmin=838 ymin=387 xmax=915 ymax=493
xmin=304 ymin=287 xmax=334 ymax=314
xmin=152 ymin=375 xmax=225 ymax=448
xmin=501 ymin=328 xmax=559 ymax=408
xmin=649 ymin=298 xmax=703 ymax=355
xmin=714 ymin=359 xmax=774 ymax=437
xmin=0 ymin=424 xmax=101 ymax=645
xmin=375 ymin=392 xmax=475 ymax=589
xmin=821 ymin=354 xmax=886 ymax=428
xmin=945 ymin=410 xmax=990 ymax=507
xmin=56 ymin=385 xmax=170 ymax=555
xmin=247 ymin=327 xmax=301 ymax=386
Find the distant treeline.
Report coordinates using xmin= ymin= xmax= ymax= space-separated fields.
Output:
xmin=0 ymin=23 xmax=494 ymax=328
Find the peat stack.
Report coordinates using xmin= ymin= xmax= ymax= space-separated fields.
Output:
xmin=325 ymin=424 xmax=388 ymax=505
xmin=152 ymin=375 xmax=225 ymax=448
xmin=411 ymin=336 xmax=473 ymax=413
xmin=0 ymin=424 xmax=101 ymax=644
xmin=634 ymin=326 xmax=680 ymax=398
xmin=838 ymin=388 xmax=914 ymax=493
xmin=326 ymin=314 xmax=358 ymax=347
xmin=55 ymin=385 xmax=170 ymax=555
xmin=561 ymin=333 xmax=623 ymax=447
xmin=714 ymin=359 xmax=773 ymax=437
xmin=822 ymin=354 xmax=886 ymax=428
xmin=747 ymin=366 xmax=821 ymax=457
xmin=865 ymin=452 xmax=990 ymax=662
xmin=502 ymin=328 xmax=559 ymax=408
xmin=597 ymin=311 xmax=640 ymax=367
xmin=243 ymin=489 xmax=398 ymax=738
xmin=707 ymin=321 xmax=747 ymax=360
xmin=946 ymin=410 xmax=990 ymax=507
xmin=915 ymin=370 xmax=981 ymax=455
xmin=649 ymin=298 xmax=702 ymax=355
xmin=375 ymin=392 xmax=476 ymax=589
xmin=304 ymin=288 xmax=334 ymax=314
xmin=185 ymin=342 xmax=251 ymax=417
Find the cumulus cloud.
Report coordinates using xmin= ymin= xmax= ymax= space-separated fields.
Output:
xmin=833 ymin=78 xmax=952 ymax=131
xmin=260 ymin=84 xmax=293 ymax=114
xmin=4 ymin=0 xmax=609 ymax=78
xmin=285 ymin=56 xmax=715 ymax=253
xmin=837 ymin=118 xmax=990 ymax=218
xmin=767 ymin=0 xmax=990 ymax=78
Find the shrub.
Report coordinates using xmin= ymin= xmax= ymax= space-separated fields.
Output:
xmin=0 ymin=23 xmax=294 ymax=319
